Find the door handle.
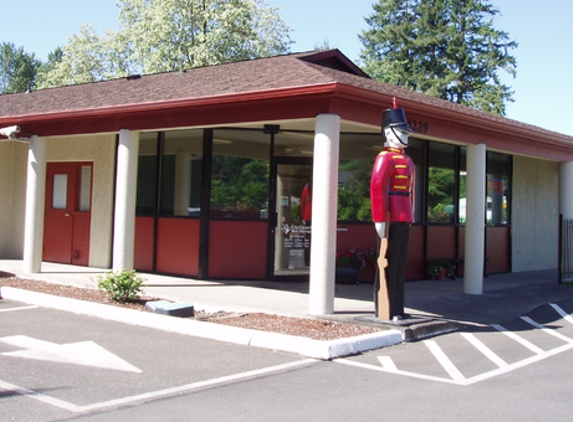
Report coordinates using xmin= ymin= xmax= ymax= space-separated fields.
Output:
xmin=65 ymin=213 xmax=70 ymax=217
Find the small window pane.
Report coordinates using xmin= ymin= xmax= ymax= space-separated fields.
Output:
xmin=160 ymin=130 xmax=203 ymax=216
xmin=136 ymin=133 xmax=159 ymax=215
xmin=79 ymin=166 xmax=91 ymax=212
xmin=337 ymin=159 xmax=373 ymax=222
xmin=427 ymin=143 xmax=456 ymax=223
xmin=487 ymin=152 xmax=510 ymax=225
xmin=211 ymin=129 xmax=269 ymax=219
xmin=52 ymin=174 xmax=68 ymax=209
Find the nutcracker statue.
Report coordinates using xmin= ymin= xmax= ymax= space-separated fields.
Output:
xmin=370 ymin=104 xmax=415 ymax=320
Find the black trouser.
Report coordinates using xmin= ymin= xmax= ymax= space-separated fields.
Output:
xmin=375 ymin=222 xmax=411 ymax=318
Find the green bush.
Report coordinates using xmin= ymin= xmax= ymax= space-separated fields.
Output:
xmin=97 ymin=269 xmax=146 ymax=302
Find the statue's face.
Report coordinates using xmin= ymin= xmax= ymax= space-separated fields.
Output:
xmin=384 ymin=126 xmax=409 ymax=148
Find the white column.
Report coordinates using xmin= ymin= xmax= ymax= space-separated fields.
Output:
xmin=174 ymin=151 xmax=191 ymax=216
xmin=559 ymin=161 xmax=573 ymax=219
xmin=464 ymin=143 xmax=486 ymax=294
xmin=308 ymin=114 xmax=340 ymax=315
xmin=112 ymin=129 xmax=139 ymax=271
xmin=23 ymin=135 xmax=47 ymax=273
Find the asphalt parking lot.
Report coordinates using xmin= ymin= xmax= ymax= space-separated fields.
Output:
xmin=3 ymin=296 xmax=573 ymax=421
xmin=0 ymin=298 xmax=310 ymax=421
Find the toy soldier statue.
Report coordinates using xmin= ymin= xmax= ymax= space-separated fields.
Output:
xmin=370 ymin=105 xmax=415 ymax=320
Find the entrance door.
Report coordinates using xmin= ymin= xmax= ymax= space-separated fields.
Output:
xmin=43 ymin=163 xmax=92 ymax=265
xmin=272 ymin=160 xmax=312 ymax=277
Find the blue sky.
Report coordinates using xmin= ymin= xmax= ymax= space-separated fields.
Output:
xmin=1 ymin=0 xmax=571 ymax=136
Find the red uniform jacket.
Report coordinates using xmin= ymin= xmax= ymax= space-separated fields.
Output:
xmin=370 ymin=147 xmax=415 ymax=223
xmin=300 ymin=183 xmax=312 ymax=221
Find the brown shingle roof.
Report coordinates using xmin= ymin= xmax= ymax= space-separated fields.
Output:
xmin=0 ymin=49 xmax=570 ymax=143
xmin=0 ymin=51 xmax=336 ymax=117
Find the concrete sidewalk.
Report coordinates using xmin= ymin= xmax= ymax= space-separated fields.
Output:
xmin=1 ymin=260 xmax=570 ymax=323
xmin=2 ymin=259 xmax=573 ymax=357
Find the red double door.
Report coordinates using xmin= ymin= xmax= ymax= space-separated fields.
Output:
xmin=43 ymin=163 xmax=92 ymax=266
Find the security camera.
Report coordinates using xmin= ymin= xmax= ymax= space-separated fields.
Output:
xmin=0 ymin=125 xmax=21 ymax=139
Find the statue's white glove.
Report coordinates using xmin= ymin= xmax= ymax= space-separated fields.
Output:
xmin=375 ymin=222 xmax=387 ymax=238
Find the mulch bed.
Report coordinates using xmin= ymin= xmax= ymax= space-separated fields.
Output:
xmin=0 ymin=272 xmax=380 ymax=340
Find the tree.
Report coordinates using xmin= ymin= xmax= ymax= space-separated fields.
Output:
xmin=39 ymin=0 xmax=292 ymax=88
xmin=0 ymin=43 xmax=40 ymax=94
xmin=360 ymin=0 xmax=517 ymax=115
xmin=210 ymin=156 xmax=269 ymax=212
xmin=38 ymin=24 xmax=135 ymax=88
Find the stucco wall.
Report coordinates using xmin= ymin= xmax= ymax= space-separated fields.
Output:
xmin=46 ymin=134 xmax=116 ymax=268
xmin=512 ymin=155 xmax=559 ymax=271
xmin=0 ymin=142 xmax=29 ymax=258
xmin=0 ymin=143 xmax=15 ymax=257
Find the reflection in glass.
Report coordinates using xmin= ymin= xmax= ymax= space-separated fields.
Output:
xmin=337 ymin=159 xmax=373 ymax=222
xmin=487 ymin=152 xmax=511 ymax=225
xmin=274 ymin=164 xmax=312 ymax=276
xmin=136 ymin=133 xmax=158 ymax=215
xmin=160 ymin=130 xmax=203 ymax=216
xmin=211 ymin=129 xmax=270 ymax=219
xmin=427 ymin=143 xmax=456 ymax=223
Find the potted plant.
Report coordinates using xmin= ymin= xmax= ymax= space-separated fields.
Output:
xmin=336 ymin=248 xmax=366 ymax=283
xmin=427 ymin=259 xmax=456 ymax=280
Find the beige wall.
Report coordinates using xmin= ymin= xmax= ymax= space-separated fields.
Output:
xmin=0 ymin=142 xmax=28 ymax=258
xmin=0 ymin=143 xmax=15 ymax=257
xmin=1 ymin=134 xmax=117 ymax=267
xmin=46 ymin=134 xmax=116 ymax=268
xmin=512 ymin=155 xmax=559 ymax=272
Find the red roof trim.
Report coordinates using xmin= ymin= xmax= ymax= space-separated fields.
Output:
xmin=331 ymin=83 xmax=573 ymax=148
xmin=2 ymin=83 xmax=340 ymax=127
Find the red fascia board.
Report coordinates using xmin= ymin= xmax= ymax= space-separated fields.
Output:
xmin=0 ymin=83 xmax=336 ymax=129
xmin=333 ymin=83 xmax=573 ymax=158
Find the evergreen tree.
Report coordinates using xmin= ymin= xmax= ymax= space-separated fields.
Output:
xmin=360 ymin=0 xmax=517 ymax=115
xmin=0 ymin=43 xmax=40 ymax=94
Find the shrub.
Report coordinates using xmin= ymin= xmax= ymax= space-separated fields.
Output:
xmin=97 ymin=269 xmax=146 ymax=302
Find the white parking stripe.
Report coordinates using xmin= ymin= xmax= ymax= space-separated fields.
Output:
xmin=0 ymin=359 xmax=316 ymax=413
xmin=377 ymin=356 xmax=398 ymax=371
xmin=338 ymin=340 xmax=573 ymax=387
xmin=520 ymin=316 xmax=573 ymax=344
xmin=424 ymin=340 xmax=466 ymax=382
xmin=491 ymin=324 xmax=545 ymax=354
xmin=0 ymin=305 xmax=38 ymax=313
xmin=0 ymin=379 xmax=81 ymax=412
xmin=461 ymin=333 xmax=508 ymax=368
xmin=549 ymin=303 xmax=573 ymax=325
xmin=337 ymin=359 xmax=460 ymax=385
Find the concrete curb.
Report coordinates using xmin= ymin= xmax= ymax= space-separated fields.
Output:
xmin=0 ymin=287 xmax=403 ymax=360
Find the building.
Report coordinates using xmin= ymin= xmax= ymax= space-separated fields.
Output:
xmin=1 ymin=50 xmax=572 ymax=314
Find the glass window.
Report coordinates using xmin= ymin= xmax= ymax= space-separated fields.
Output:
xmin=458 ymin=148 xmax=467 ymax=224
xmin=427 ymin=143 xmax=456 ymax=223
xmin=274 ymin=131 xmax=314 ymax=157
xmin=337 ymin=132 xmax=380 ymax=222
xmin=407 ymin=138 xmax=424 ymax=224
xmin=337 ymin=158 xmax=374 ymax=222
xmin=487 ymin=152 xmax=511 ymax=225
xmin=159 ymin=130 xmax=203 ymax=216
xmin=211 ymin=129 xmax=270 ymax=219
xmin=78 ymin=166 xmax=91 ymax=212
xmin=52 ymin=174 xmax=68 ymax=209
xmin=136 ymin=133 xmax=159 ymax=215
xmin=336 ymin=133 xmax=424 ymax=223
